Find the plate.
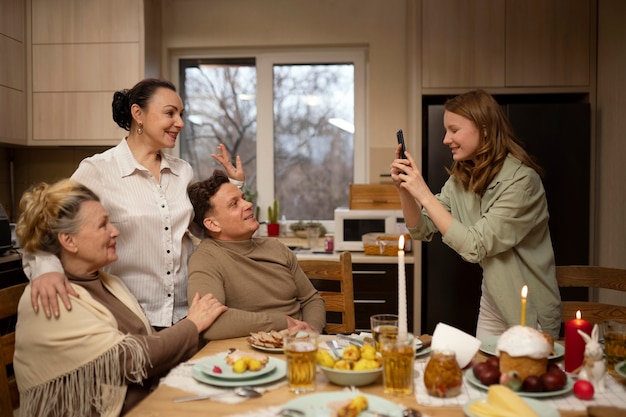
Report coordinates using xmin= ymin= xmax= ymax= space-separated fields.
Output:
xmin=616 ymin=360 xmax=626 ymax=379
xmin=464 ymin=397 xmax=559 ymax=417
xmin=464 ymin=369 xmax=574 ymax=398
xmin=479 ymin=336 xmax=564 ymax=360
xmin=415 ymin=346 xmax=432 ymax=358
xmin=282 ymin=392 xmax=403 ymax=417
xmin=250 ymin=344 xmax=284 ymax=353
xmin=196 ymin=354 xmax=277 ymax=379
xmin=192 ymin=356 xmax=286 ymax=387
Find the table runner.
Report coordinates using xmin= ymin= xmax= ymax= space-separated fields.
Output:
xmin=413 ymin=359 xmax=626 ymax=412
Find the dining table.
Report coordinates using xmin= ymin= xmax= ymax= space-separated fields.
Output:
xmin=124 ymin=335 xmax=624 ymax=417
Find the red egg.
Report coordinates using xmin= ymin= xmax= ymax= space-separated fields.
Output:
xmin=540 ymin=371 xmax=565 ymax=391
xmin=522 ymin=375 xmax=544 ymax=392
xmin=473 ymin=362 xmax=490 ymax=379
xmin=548 ymin=367 xmax=567 ymax=387
xmin=573 ymin=380 xmax=594 ymax=400
xmin=479 ymin=367 xmax=501 ymax=386
xmin=485 ymin=356 xmax=500 ymax=370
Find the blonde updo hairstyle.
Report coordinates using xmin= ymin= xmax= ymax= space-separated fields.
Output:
xmin=16 ymin=179 xmax=100 ymax=256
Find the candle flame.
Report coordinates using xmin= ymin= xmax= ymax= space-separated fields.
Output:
xmin=521 ymin=285 xmax=528 ymax=299
xmin=576 ymin=310 xmax=582 ymax=319
xmin=398 ymin=235 xmax=405 ymax=250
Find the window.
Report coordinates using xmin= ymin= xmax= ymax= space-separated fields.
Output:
xmin=176 ymin=49 xmax=366 ymax=222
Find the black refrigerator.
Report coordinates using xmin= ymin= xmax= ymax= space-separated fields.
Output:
xmin=422 ymin=95 xmax=590 ymax=336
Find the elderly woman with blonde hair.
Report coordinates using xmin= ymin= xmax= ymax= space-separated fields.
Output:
xmin=14 ymin=179 xmax=227 ymax=417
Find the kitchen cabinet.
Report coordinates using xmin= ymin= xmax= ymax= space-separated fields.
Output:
xmin=28 ymin=0 xmax=153 ymax=146
xmin=352 ymin=263 xmax=414 ymax=332
xmin=296 ymin=251 xmax=416 ymax=333
xmin=0 ymin=0 xmax=26 ymax=145
xmin=422 ymin=0 xmax=593 ymax=89
xmin=0 ymin=253 xmax=27 ymax=410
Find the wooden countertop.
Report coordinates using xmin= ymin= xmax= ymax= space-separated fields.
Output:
xmin=0 ymin=252 xmax=21 ymax=265
xmin=295 ymin=250 xmax=415 ymax=264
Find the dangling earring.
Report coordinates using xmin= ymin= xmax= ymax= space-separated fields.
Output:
xmin=137 ymin=122 xmax=144 ymax=135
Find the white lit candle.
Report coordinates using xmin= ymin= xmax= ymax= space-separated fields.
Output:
xmin=520 ymin=285 xmax=528 ymax=327
xmin=398 ymin=235 xmax=408 ymax=337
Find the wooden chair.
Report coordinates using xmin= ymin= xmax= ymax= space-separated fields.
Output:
xmin=556 ymin=265 xmax=626 ymax=325
xmin=0 ymin=282 xmax=27 ymax=417
xmin=299 ymin=251 xmax=355 ymax=334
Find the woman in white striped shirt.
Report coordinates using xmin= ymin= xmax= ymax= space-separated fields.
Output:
xmin=22 ymin=78 xmax=244 ymax=327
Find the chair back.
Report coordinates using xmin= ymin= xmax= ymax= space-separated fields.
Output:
xmin=0 ymin=282 xmax=27 ymax=417
xmin=299 ymin=252 xmax=355 ymax=334
xmin=556 ymin=265 xmax=626 ymax=325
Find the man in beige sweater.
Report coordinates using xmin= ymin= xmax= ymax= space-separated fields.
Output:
xmin=187 ymin=170 xmax=326 ymax=340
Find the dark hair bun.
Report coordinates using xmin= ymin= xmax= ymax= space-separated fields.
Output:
xmin=112 ymin=89 xmax=131 ymax=131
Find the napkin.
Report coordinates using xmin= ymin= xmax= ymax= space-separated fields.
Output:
xmin=430 ymin=322 xmax=481 ymax=369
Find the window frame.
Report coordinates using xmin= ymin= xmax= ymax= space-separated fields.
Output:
xmin=170 ymin=47 xmax=368 ymax=222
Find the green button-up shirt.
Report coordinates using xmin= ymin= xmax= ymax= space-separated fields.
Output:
xmin=409 ymin=154 xmax=561 ymax=338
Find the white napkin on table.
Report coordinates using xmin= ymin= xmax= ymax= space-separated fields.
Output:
xmin=430 ymin=322 xmax=481 ymax=369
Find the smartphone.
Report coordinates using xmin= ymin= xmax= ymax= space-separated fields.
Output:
xmin=396 ymin=129 xmax=407 ymax=159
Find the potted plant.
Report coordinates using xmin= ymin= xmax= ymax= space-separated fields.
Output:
xmin=267 ymin=199 xmax=280 ymax=237
xmin=289 ymin=221 xmax=327 ymax=238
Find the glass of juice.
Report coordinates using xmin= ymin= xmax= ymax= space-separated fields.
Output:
xmin=370 ymin=314 xmax=398 ymax=351
xmin=381 ymin=332 xmax=415 ymax=396
xmin=604 ymin=320 xmax=626 ymax=375
xmin=284 ymin=331 xmax=318 ymax=393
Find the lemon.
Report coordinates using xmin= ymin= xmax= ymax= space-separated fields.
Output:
xmin=316 ymin=349 xmax=337 ymax=368
xmin=232 ymin=358 xmax=249 ymax=373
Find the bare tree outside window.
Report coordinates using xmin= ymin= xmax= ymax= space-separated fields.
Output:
xmin=180 ymin=60 xmax=258 ymax=196
xmin=180 ymin=57 xmax=355 ymax=221
xmin=273 ymin=64 xmax=354 ymax=220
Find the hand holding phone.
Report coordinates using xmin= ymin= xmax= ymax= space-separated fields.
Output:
xmin=396 ymin=129 xmax=407 ymax=159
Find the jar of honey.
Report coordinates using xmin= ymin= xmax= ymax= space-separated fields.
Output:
xmin=423 ymin=349 xmax=463 ymax=397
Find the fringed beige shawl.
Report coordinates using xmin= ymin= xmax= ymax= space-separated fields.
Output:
xmin=14 ymin=272 xmax=152 ymax=417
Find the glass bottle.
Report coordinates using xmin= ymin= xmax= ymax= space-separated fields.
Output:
xmin=423 ymin=349 xmax=463 ymax=397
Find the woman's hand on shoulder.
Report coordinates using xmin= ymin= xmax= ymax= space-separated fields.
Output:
xmin=187 ymin=292 xmax=228 ymax=333
xmin=30 ymin=272 xmax=79 ymax=318
xmin=211 ymin=143 xmax=245 ymax=182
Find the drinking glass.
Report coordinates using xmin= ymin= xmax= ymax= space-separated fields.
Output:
xmin=381 ymin=332 xmax=415 ymax=395
xmin=604 ymin=320 xmax=626 ymax=375
xmin=284 ymin=331 xmax=318 ymax=393
xmin=370 ymin=314 xmax=398 ymax=352
xmin=306 ymin=226 xmax=321 ymax=249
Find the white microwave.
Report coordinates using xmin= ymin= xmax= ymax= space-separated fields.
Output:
xmin=334 ymin=208 xmax=408 ymax=251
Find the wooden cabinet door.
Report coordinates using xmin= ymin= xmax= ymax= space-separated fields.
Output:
xmin=0 ymin=0 xmax=26 ymax=145
xmin=352 ymin=263 xmax=414 ymax=332
xmin=505 ymin=0 xmax=591 ymax=87
xmin=29 ymin=0 xmax=143 ymax=145
xmin=422 ymin=0 xmax=505 ymax=88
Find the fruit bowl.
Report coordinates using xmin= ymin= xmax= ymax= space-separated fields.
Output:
xmin=319 ymin=365 xmax=382 ymax=386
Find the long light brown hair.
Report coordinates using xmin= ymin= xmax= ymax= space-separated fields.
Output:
xmin=444 ymin=90 xmax=543 ymax=195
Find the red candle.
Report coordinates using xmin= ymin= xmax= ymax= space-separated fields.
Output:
xmin=564 ymin=310 xmax=593 ymax=372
